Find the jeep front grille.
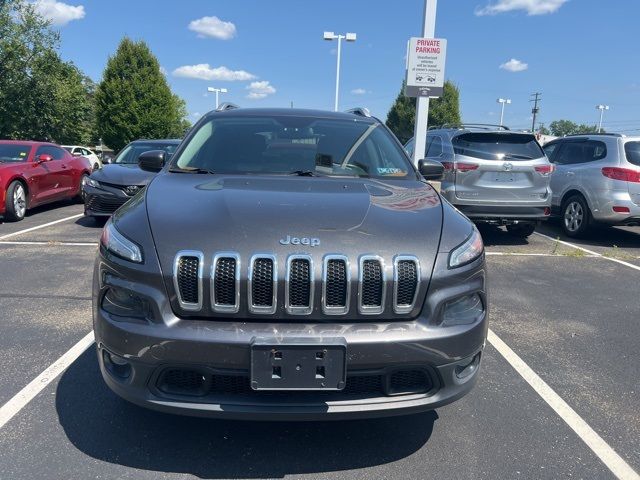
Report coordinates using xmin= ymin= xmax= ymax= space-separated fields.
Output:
xmin=171 ymin=252 xmax=420 ymax=316
xmin=322 ymin=255 xmax=349 ymax=315
xmin=173 ymin=251 xmax=203 ymax=311
xmin=249 ymin=255 xmax=277 ymax=314
xmin=393 ymin=256 xmax=420 ymax=314
xmin=286 ymin=255 xmax=313 ymax=315
xmin=359 ymin=256 xmax=385 ymax=314
xmin=212 ymin=253 xmax=240 ymax=313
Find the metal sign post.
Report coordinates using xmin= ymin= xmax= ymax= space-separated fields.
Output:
xmin=411 ymin=0 xmax=439 ymax=166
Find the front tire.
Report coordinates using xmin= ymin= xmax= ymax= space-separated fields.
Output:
xmin=4 ymin=180 xmax=27 ymax=222
xmin=506 ymin=223 xmax=536 ymax=238
xmin=77 ymin=173 xmax=90 ymax=203
xmin=562 ymin=195 xmax=591 ymax=237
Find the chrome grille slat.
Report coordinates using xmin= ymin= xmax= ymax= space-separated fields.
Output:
xmin=285 ymin=255 xmax=313 ymax=315
xmin=211 ymin=253 xmax=240 ymax=313
xmin=322 ymin=255 xmax=350 ymax=315
xmin=393 ymin=255 xmax=420 ymax=314
xmin=173 ymin=250 xmax=204 ymax=311
xmin=358 ymin=255 xmax=385 ymax=315
xmin=248 ymin=254 xmax=277 ymax=314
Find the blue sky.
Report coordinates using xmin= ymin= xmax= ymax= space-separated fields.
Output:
xmin=41 ymin=0 xmax=640 ymax=133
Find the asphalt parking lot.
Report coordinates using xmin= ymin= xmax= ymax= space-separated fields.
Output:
xmin=0 ymin=203 xmax=639 ymax=480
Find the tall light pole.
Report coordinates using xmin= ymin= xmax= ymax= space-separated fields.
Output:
xmin=207 ymin=87 xmax=228 ymax=109
xmin=323 ymin=31 xmax=357 ymax=111
xmin=411 ymin=0 xmax=438 ymax=165
xmin=496 ymin=98 xmax=511 ymax=126
xmin=596 ymin=104 xmax=609 ymax=133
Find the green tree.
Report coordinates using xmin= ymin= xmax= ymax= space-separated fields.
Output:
xmin=95 ymin=38 xmax=190 ymax=150
xmin=549 ymin=119 xmax=601 ymax=137
xmin=0 ymin=0 xmax=95 ymax=143
xmin=385 ymin=80 xmax=461 ymax=144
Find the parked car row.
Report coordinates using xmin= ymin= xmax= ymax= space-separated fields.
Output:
xmin=406 ymin=126 xmax=640 ymax=237
xmin=0 ymin=141 xmax=92 ymax=221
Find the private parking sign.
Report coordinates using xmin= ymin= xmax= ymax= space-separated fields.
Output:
xmin=405 ymin=37 xmax=447 ymax=98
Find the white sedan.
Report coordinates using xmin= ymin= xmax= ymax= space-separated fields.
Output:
xmin=62 ymin=145 xmax=102 ymax=171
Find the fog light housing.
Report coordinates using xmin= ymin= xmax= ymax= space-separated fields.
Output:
xmin=102 ymin=286 xmax=149 ymax=319
xmin=442 ymin=293 xmax=484 ymax=326
xmin=455 ymin=352 xmax=481 ymax=379
xmin=102 ymin=349 xmax=131 ymax=379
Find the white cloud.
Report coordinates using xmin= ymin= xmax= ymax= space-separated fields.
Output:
xmin=33 ymin=0 xmax=85 ymax=26
xmin=476 ymin=0 xmax=567 ymax=16
xmin=246 ymin=81 xmax=276 ymax=100
xmin=351 ymin=88 xmax=368 ymax=95
xmin=188 ymin=16 xmax=236 ymax=40
xmin=172 ymin=64 xmax=256 ymax=81
xmin=499 ymin=58 xmax=528 ymax=72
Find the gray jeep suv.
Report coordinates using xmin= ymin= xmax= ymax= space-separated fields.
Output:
xmin=543 ymin=134 xmax=640 ymax=237
xmin=93 ymin=106 xmax=487 ymax=420
xmin=406 ymin=125 xmax=553 ymax=238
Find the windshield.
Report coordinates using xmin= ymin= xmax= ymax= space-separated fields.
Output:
xmin=453 ymin=132 xmax=545 ymax=160
xmin=624 ymin=141 xmax=640 ymax=166
xmin=173 ymin=115 xmax=414 ymax=178
xmin=114 ymin=142 xmax=179 ymax=164
xmin=0 ymin=144 xmax=31 ymax=162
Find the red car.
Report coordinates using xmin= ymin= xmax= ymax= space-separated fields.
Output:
xmin=0 ymin=140 xmax=92 ymax=222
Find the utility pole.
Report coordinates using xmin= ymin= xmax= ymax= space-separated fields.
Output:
xmin=411 ymin=0 xmax=438 ymax=165
xmin=530 ymin=92 xmax=542 ymax=133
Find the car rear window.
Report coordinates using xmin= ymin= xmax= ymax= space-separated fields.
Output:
xmin=452 ymin=133 xmax=544 ymax=161
xmin=624 ymin=141 xmax=640 ymax=166
xmin=0 ymin=144 xmax=31 ymax=162
xmin=115 ymin=143 xmax=179 ymax=164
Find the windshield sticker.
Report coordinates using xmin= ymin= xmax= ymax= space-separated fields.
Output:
xmin=377 ymin=167 xmax=406 ymax=176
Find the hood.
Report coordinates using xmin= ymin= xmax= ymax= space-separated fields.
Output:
xmin=145 ymin=174 xmax=443 ymax=319
xmin=91 ymin=164 xmax=155 ymax=186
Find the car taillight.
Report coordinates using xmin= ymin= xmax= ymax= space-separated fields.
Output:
xmin=534 ymin=165 xmax=555 ymax=176
xmin=455 ymin=163 xmax=479 ymax=172
xmin=602 ymin=167 xmax=640 ymax=183
xmin=441 ymin=162 xmax=454 ymax=171
xmin=613 ymin=206 xmax=630 ymax=213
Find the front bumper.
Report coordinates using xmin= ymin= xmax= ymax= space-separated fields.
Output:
xmin=83 ymin=184 xmax=135 ymax=217
xmin=94 ymin=260 xmax=487 ymax=420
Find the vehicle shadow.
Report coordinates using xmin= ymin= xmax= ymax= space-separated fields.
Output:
xmin=477 ymin=224 xmax=530 ymax=247
xmin=75 ymin=215 xmax=106 ymax=229
xmin=0 ymin=198 xmax=76 ymax=225
xmin=56 ymin=349 xmax=437 ymax=479
xmin=539 ymin=220 xmax=640 ymax=248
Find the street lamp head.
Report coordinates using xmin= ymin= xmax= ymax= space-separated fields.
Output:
xmin=596 ymin=104 xmax=609 ymax=111
xmin=506 ymin=99 xmax=512 ymax=104
xmin=207 ymin=87 xmax=216 ymax=93
xmin=345 ymin=32 xmax=357 ymax=42
xmin=323 ymin=31 xmax=336 ymax=41
xmin=220 ymin=88 xmax=228 ymax=93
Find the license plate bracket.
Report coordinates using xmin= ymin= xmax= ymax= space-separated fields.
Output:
xmin=250 ymin=338 xmax=346 ymax=391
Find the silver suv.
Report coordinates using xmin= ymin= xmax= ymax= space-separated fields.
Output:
xmin=406 ymin=125 xmax=553 ymax=238
xmin=542 ymin=134 xmax=640 ymax=237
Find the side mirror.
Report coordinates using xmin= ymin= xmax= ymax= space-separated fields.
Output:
xmin=37 ymin=154 xmax=53 ymax=164
xmin=138 ymin=150 xmax=166 ymax=172
xmin=418 ymin=159 xmax=444 ymax=181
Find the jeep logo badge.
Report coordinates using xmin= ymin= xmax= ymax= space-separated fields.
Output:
xmin=280 ymin=235 xmax=320 ymax=247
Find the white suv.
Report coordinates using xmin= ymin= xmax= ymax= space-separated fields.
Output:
xmin=62 ymin=145 xmax=102 ymax=171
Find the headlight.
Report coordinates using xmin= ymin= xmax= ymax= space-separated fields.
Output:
xmin=448 ymin=227 xmax=484 ymax=268
xmin=100 ymin=219 xmax=143 ymax=263
xmin=86 ymin=177 xmax=100 ymax=188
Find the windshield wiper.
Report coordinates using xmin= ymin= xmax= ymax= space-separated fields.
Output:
xmin=287 ymin=170 xmax=322 ymax=177
xmin=169 ymin=166 xmax=215 ymax=174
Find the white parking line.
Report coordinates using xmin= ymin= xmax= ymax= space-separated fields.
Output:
xmin=485 ymin=252 xmax=597 ymax=257
xmin=0 ymin=214 xmax=83 ymax=240
xmin=0 ymin=241 xmax=98 ymax=247
xmin=488 ymin=329 xmax=639 ymax=480
xmin=534 ymin=232 xmax=640 ymax=272
xmin=0 ymin=331 xmax=94 ymax=430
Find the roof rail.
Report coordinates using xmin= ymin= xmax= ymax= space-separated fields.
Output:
xmin=448 ymin=123 xmax=510 ymax=131
xmin=345 ymin=107 xmax=371 ymax=118
xmin=564 ymin=132 xmax=624 ymax=138
xmin=216 ymin=102 xmax=239 ymax=112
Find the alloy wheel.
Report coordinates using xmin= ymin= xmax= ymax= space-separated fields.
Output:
xmin=13 ymin=184 xmax=26 ymax=219
xmin=564 ymin=201 xmax=583 ymax=233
